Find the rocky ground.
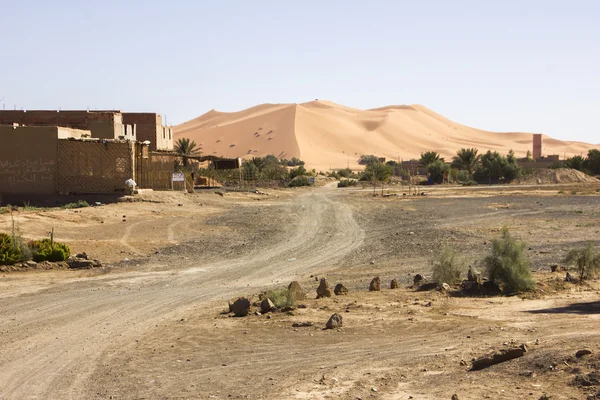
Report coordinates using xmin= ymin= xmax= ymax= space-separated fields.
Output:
xmin=0 ymin=183 xmax=599 ymax=399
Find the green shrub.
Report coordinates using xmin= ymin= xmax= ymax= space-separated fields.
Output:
xmin=564 ymin=243 xmax=600 ymax=280
xmin=0 ymin=233 xmax=23 ymax=265
xmin=427 ymin=160 xmax=450 ymax=184
xmin=483 ymin=227 xmax=535 ymax=293
xmin=31 ymin=239 xmax=71 ymax=262
xmin=289 ymin=165 xmax=307 ymax=179
xmin=474 ymin=150 xmax=522 ymax=183
xmin=62 ymin=200 xmax=90 ymax=209
xmin=337 ymin=168 xmax=353 ymax=178
xmin=288 ymin=176 xmax=311 ymax=187
xmin=266 ymin=288 xmax=296 ymax=308
xmin=432 ymin=247 xmax=464 ymax=284
xmin=337 ymin=179 xmax=358 ymax=188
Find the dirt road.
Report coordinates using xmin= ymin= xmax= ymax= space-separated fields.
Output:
xmin=0 ymin=187 xmax=364 ymax=399
xmin=1 ymin=184 xmax=599 ymax=399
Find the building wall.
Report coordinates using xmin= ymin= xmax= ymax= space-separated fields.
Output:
xmin=122 ymin=113 xmax=173 ymax=151
xmin=57 ymin=127 xmax=91 ymax=139
xmin=533 ymin=134 xmax=543 ymax=159
xmin=0 ymin=110 xmax=121 ymax=139
xmin=0 ymin=126 xmax=59 ymax=196
xmin=56 ymin=140 xmax=136 ymax=194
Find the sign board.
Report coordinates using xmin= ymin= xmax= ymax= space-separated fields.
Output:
xmin=172 ymin=172 xmax=185 ymax=182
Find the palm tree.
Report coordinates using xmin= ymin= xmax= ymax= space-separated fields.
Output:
xmin=174 ymin=138 xmax=201 ymax=168
xmin=452 ymin=148 xmax=481 ymax=175
xmin=420 ymin=151 xmax=444 ymax=166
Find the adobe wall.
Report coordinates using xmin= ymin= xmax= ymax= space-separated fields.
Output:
xmin=122 ymin=113 xmax=173 ymax=151
xmin=0 ymin=110 xmax=121 ymax=140
xmin=0 ymin=126 xmax=58 ymax=197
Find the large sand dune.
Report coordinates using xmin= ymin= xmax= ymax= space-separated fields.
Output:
xmin=174 ymin=100 xmax=598 ymax=171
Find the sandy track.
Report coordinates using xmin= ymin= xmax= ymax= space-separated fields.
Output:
xmin=0 ymin=188 xmax=364 ymax=399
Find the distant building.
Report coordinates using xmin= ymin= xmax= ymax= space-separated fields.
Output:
xmin=533 ymin=134 xmax=543 ymax=159
xmin=122 ymin=113 xmax=173 ymax=151
xmin=0 ymin=110 xmax=135 ymax=140
xmin=0 ymin=110 xmax=173 ymax=150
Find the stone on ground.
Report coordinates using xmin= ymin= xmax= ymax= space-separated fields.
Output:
xmin=316 ymin=278 xmax=332 ymax=299
xmin=260 ymin=298 xmax=275 ymax=314
xmin=231 ymin=297 xmax=251 ymax=317
xmin=334 ymin=283 xmax=348 ymax=295
xmin=326 ymin=313 xmax=343 ymax=329
xmin=288 ymin=281 xmax=306 ymax=301
xmin=369 ymin=276 xmax=381 ymax=291
xmin=390 ymin=278 xmax=399 ymax=289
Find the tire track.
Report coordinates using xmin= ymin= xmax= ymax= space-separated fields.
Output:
xmin=0 ymin=188 xmax=365 ymax=399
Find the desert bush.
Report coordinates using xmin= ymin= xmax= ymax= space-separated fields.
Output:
xmin=358 ymin=154 xmax=381 ymax=166
xmin=586 ymin=149 xmax=600 ymax=175
xmin=474 ymin=150 xmax=522 ymax=183
xmin=288 ymin=176 xmax=311 ymax=187
xmin=0 ymin=233 xmax=23 ymax=265
xmin=455 ymin=169 xmax=472 ymax=183
xmin=427 ymin=160 xmax=450 ymax=184
xmin=337 ymin=168 xmax=353 ymax=178
xmin=31 ymin=239 xmax=71 ymax=262
xmin=337 ymin=179 xmax=358 ymax=188
xmin=62 ymin=200 xmax=90 ymax=209
xmin=483 ymin=227 xmax=535 ymax=293
xmin=564 ymin=243 xmax=600 ymax=280
xmin=266 ymin=288 xmax=296 ymax=308
xmin=431 ymin=247 xmax=464 ymax=284
xmin=289 ymin=165 xmax=307 ymax=179
xmin=361 ymin=162 xmax=392 ymax=182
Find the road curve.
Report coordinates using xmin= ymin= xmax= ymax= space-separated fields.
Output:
xmin=0 ymin=187 xmax=364 ymax=399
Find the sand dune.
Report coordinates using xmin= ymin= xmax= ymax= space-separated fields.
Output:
xmin=174 ymin=100 xmax=599 ymax=171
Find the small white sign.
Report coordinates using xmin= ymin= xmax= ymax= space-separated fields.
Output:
xmin=172 ymin=172 xmax=185 ymax=182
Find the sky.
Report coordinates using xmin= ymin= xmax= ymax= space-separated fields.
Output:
xmin=2 ymin=0 xmax=599 ymax=143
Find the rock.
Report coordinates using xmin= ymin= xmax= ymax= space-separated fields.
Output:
xmin=326 ymin=313 xmax=343 ymax=329
xmin=576 ymin=349 xmax=592 ymax=358
xmin=413 ymin=274 xmax=424 ymax=285
xmin=538 ymin=396 xmax=550 ymax=400
xmin=260 ymin=298 xmax=275 ymax=314
xmin=470 ymin=347 xmax=526 ymax=371
xmin=67 ymin=258 xmax=96 ymax=269
xmin=370 ymin=260 xmax=375 ymax=265
xmin=408 ymin=231 xmax=415 ymax=235
xmin=452 ymin=395 xmax=459 ymax=400
xmin=75 ymin=252 xmax=89 ymax=260
xmin=334 ymin=283 xmax=348 ymax=296
xmin=461 ymin=280 xmax=480 ymax=293
xmin=550 ymin=264 xmax=561 ymax=272
xmin=369 ymin=277 xmax=381 ymax=291
xmin=439 ymin=282 xmax=450 ymax=291
xmin=316 ymin=278 xmax=332 ymax=299
xmin=231 ymin=297 xmax=251 ymax=317
xmin=26 ymin=261 xmax=37 ymax=268
xmin=390 ymin=278 xmax=399 ymax=289
xmin=482 ymin=281 xmax=501 ymax=295
xmin=288 ymin=281 xmax=306 ymax=301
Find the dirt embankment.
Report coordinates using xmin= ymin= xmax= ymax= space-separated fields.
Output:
xmin=514 ymin=168 xmax=599 ymax=185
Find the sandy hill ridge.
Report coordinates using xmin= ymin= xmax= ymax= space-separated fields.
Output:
xmin=174 ymin=100 xmax=598 ymax=171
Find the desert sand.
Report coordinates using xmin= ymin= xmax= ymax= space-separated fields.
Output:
xmin=174 ymin=100 xmax=599 ymax=171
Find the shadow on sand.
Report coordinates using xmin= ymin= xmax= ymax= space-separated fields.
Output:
xmin=527 ymin=300 xmax=600 ymax=315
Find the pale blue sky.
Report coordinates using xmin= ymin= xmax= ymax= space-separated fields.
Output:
xmin=2 ymin=0 xmax=599 ymax=143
